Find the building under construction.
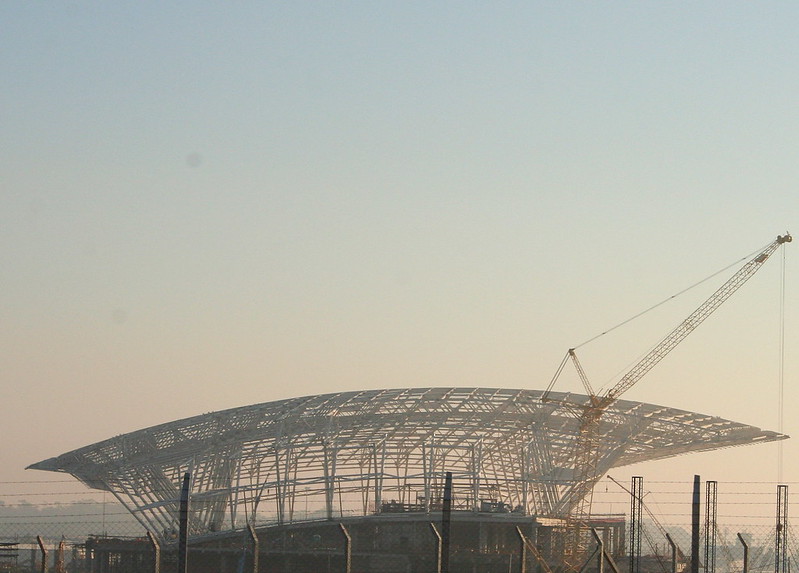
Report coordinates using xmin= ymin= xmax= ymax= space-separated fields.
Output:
xmin=27 ymin=234 xmax=792 ymax=572
xmin=29 ymin=387 xmax=783 ymax=572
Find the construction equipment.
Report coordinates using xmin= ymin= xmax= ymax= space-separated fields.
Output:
xmin=544 ymin=233 xmax=792 ymax=568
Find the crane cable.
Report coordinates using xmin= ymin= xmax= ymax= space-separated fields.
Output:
xmin=778 ymin=244 xmax=787 ymax=482
xmin=545 ymin=238 xmax=786 ymax=400
xmin=571 ymin=240 xmax=774 ymax=351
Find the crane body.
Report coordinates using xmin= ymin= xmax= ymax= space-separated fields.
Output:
xmin=547 ymin=233 xmax=791 ymax=569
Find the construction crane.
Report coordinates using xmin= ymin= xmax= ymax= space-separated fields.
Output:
xmin=543 ymin=233 xmax=792 ymax=568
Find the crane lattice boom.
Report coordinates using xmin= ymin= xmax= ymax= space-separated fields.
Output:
xmin=551 ymin=233 xmax=791 ymax=571
xmin=601 ymin=233 xmax=792 ymax=405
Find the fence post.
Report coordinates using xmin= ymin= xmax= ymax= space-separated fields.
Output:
xmin=146 ymin=531 xmax=161 ymax=573
xmin=515 ymin=526 xmax=527 ymax=573
xmin=430 ymin=523 xmax=442 ymax=573
xmin=339 ymin=523 xmax=351 ymax=573
xmin=35 ymin=536 xmax=46 ymax=573
xmin=518 ymin=526 xmax=555 ymax=573
xmin=595 ymin=530 xmax=605 ymax=573
xmin=690 ymin=475 xmax=700 ymax=573
xmin=704 ymin=481 xmax=717 ymax=573
xmin=666 ymin=533 xmax=677 ymax=573
xmin=55 ymin=538 xmax=65 ymax=573
xmin=442 ymin=471 xmax=452 ymax=573
xmin=775 ymin=485 xmax=788 ymax=573
xmin=248 ymin=524 xmax=259 ymax=573
xmin=737 ymin=533 xmax=748 ymax=573
xmin=589 ymin=528 xmax=621 ymax=573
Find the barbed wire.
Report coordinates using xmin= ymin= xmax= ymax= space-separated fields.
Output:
xmin=0 ymin=492 xmax=105 ymax=497
xmin=0 ymin=480 xmax=78 ymax=484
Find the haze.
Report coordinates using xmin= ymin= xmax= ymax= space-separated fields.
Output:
xmin=2 ymin=3 xmax=798 ymax=501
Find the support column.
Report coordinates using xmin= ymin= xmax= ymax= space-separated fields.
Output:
xmin=274 ymin=447 xmax=293 ymax=526
xmin=522 ymin=441 xmax=532 ymax=516
xmin=231 ymin=457 xmax=243 ymax=530
xmin=374 ymin=441 xmax=385 ymax=514
xmin=323 ymin=442 xmax=337 ymax=520
xmin=178 ymin=472 xmax=191 ymax=573
xmin=423 ymin=442 xmax=434 ymax=513
xmin=472 ymin=441 xmax=482 ymax=513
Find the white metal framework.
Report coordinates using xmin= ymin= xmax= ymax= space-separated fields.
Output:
xmin=28 ymin=387 xmax=784 ymax=538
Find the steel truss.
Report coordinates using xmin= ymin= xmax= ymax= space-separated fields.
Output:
xmin=29 ymin=387 xmax=785 ymax=540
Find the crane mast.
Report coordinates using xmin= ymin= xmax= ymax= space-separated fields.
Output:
xmin=552 ymin=233 xmax=791 ymax=570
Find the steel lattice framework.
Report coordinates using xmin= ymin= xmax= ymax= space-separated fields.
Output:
xmin=29 ymin=387 xmax=784 ymax=538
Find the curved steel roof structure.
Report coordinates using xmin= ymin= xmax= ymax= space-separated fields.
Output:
xmin=29 ymin=387 xmax=785 ymax=537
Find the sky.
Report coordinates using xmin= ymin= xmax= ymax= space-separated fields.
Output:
xmin=2 ymin=2 xmax=799 ymax=505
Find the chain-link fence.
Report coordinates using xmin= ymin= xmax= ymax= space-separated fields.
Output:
xmin=591 ymin=478 xmax=798 ymax=573
xmin=1 ymin=477 xmax=797 ymax=572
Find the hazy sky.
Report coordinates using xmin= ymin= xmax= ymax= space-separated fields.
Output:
xmin=3 ymin=2 xmax=799 ymax=497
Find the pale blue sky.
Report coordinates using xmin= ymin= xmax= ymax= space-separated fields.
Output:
xmin=2 ymin=2 xmax=799 ymax=493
